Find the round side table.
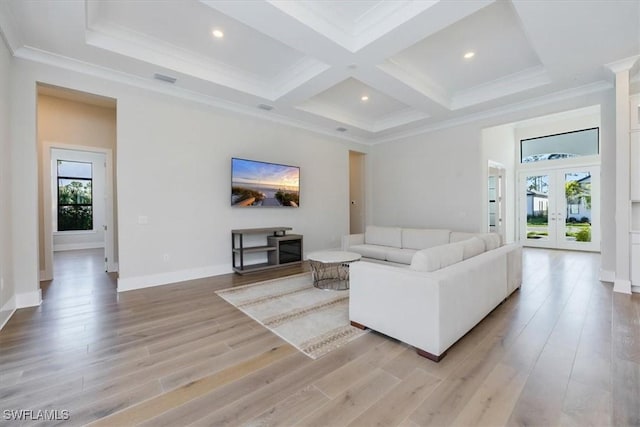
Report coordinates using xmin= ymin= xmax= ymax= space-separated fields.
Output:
xmin=307 ymin=251 xmax=362 ymax=290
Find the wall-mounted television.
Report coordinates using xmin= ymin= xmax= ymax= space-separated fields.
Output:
xmin=231 ymin=158 xmax=300 ymax=207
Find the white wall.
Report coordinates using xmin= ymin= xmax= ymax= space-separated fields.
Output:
xmin=0 ymin=37 xmax=16 ymax=327
xmin=370 ymin=125 xmax=484 ymax=232
xmin=369 ymin=90 xmax=616 ymax=276
xmin=9 ymin=58 xmax=366 ymax=296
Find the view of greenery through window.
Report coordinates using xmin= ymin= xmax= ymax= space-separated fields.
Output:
xmin=57 ymin=160 xmax=93 ymax=231
xmin=526 ymin=172 xmax=591 ymax=242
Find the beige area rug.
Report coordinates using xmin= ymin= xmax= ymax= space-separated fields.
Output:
xmin=216 ymin=273 xmax=368 ymax=359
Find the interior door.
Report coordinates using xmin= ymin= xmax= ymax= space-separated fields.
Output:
xmin=520 ymin=165 xmax=599 ymax=251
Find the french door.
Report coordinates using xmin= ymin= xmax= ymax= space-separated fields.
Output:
xmin=519 ymin=165 xmax=599 ymax=251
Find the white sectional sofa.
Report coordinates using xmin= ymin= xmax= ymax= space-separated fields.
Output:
xmin=344 ymin=226 xmax=522 ymax=361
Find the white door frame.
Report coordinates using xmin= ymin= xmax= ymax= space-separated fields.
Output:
xmin=488 ymin=161 xmax=506 ymax=241
xmin=518 ymin=162 xmax=600 ymax=252
xmin=41 ymin=142 xmax=117 ymax=281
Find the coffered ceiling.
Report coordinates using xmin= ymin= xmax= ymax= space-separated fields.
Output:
xmin=0 ymin=0 xmax=638 ymax=144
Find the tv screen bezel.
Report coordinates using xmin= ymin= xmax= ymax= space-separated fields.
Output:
xmin=231 ymin=157 xmax=300 ymax=208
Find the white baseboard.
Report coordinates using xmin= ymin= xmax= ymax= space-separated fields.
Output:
xmin=117 ymin=264 xmax=233 ymax=292
xmin=16 ymin=290 xmax=42 ymax=308
xmin=107 ymin=262 xmax=119 ymax=273
xmin=632 ymin=285 xmax=640 ymax=294
xmin=0 ymin=295 xmax=17 ymax=331
xmin=40 ymin=269 xmax=53 ymax=282
xmin=599 ymin=269 xmax=615 ymax=283
xmin=54 ymin=242 xmax=104 ymax=251
xmin=613 ymin=279 xmax=632 ymax=295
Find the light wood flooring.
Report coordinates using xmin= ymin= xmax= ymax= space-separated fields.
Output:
xmin=1 ymin=248 xmax=639 ymax=426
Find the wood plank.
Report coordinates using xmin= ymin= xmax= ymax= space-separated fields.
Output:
xmin=243 ymin=385 xmax=329 ymax=427
xmin=184 ymin=333 xmax=384 ymax=426
xmin=88 ymin=344 xmax=297 ymax=427
xmin=347 ymin=368 xmax=440 ymax=427
xmin=298 ymin=369 xmax=400 ymax=427
xmin=450 ymin=362 xmax=528 ymax=427
xmin=313 ymin=338 xmax=406 ymax=398
xmin=559 ymin=379 xmax=612 ymax=427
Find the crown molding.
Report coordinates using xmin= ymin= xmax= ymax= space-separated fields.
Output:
xmin=271 ymin=57 xmax=331 ymax=100
xmin=451 ymin=66 xmax=552 ymax=110
xmin=605 ymin=55 xmax=640 ymax=74
xmin=296 ymin=100 xmax=427 ymax=133
xmin=377 ymin=60 xmax=450 ymax=109
xmin=372 ymin=108 xmax=429 ymax=133
xmin=370 ymin=80 xmax=612 ymax=145
xmin=85 ymin=23 xmax=276 ymax=100
xmin=13 ymin=46 xmax=368 ymax=145
xmin=0 ymin=1 xmax=21 ymax=54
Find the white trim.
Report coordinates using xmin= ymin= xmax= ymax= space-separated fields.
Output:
xmin=605 ymin=55 xmax=640 ymax=74
xmin=39 ymin=269 xmax=51 ymax=282
xmin=15 ymin=47 xmax=367 ymax=145
xmin=371 ymin=81 xmax=612 ymax=145
xmin=613 ymin=279 xmax=632 ymax=294
xmin=632 ymin=285 xmax=640 ymax=294
xmin=117 ymin=264 xmax=232 ymax=292
xmin=0 ymin=295 xmax=16 ymax=331
xmin=12 ymin=44 xmax=613 ymax=147
xmin=54 ymin=229 xmax=99 ymax=236
xmin=54 ymin=242 xmax=105 ymax=252
xmin=108 ymin=261 xmax=119 ymax=273
xmin=16 ymin=290 xmax=42 ymax=308
xmin=599 ymin=268 xmax=615 ymax=283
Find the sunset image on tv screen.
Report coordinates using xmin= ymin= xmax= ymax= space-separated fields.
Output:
xmin=231 ymin=158 xmax=300 ymax=207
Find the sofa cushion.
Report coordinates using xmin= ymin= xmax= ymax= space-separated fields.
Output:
xmin=349 ymin=244 xmax=388 ymax=260
xmin=365 ymin=226 xmax=402 ymax=248
xmin=385 ymin=247 xmax=416 ymax=264
xmin=450 ymin=232 xmax=479 ymax=243
xmin=462 ymin=237 xmax=486 ymax=259
xmin=410 ymin=242 xmax=464 ymax=272
xmin=478 ymin=233 xmax=502 ymax=251
xmin=402 ymin=228 xmax=451 ymax=250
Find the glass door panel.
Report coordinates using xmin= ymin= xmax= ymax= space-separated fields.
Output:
xmin=562 ymin=171 xmax=591 ymax=244
xmin=525 ymin=174 xmax=551 ymax=243
xmin=520 ymin=165 xmax=599 ymax=251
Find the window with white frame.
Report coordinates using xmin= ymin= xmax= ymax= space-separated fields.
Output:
xmin=57 ymin=160 xmax=93 ymax=231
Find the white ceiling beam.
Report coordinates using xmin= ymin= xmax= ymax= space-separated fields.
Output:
xmin=200 ymin=0 xmax=354 ymax=66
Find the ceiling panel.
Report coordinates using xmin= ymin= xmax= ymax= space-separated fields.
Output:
xmin=297 ymin=78 xmax=427 ymax=132
xmin=390 ymin=1 xmax=541 ymax=94
xmin=89 ymin=0 xmax=308 ymax=81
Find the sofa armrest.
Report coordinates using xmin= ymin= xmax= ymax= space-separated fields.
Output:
xmin=342 ymin=233 xmax=364 ymax=250
xmin=349 ymin=261 xmax=441 ymax=355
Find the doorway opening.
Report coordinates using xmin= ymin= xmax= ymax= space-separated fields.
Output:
xmin=488 ymin=163 xmax=506 ymax=242
xmin=520 ymin=165 xmax=600 ymax=251
xmin=349 ymin=151 xmax=366 ymax=235
xmin=515 ymin=110 xmax=601 ymax=252
xmin=37 ymin=84 xmax=118 ymax=283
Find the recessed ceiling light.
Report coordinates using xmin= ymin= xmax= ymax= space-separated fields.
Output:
xmin=463 ymin=51 xmax=475 ymax=59
xmin=212 ymin=29 xmax=224 ymax=39
xmin=361 ymin=95 xmax=369 ymax=102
